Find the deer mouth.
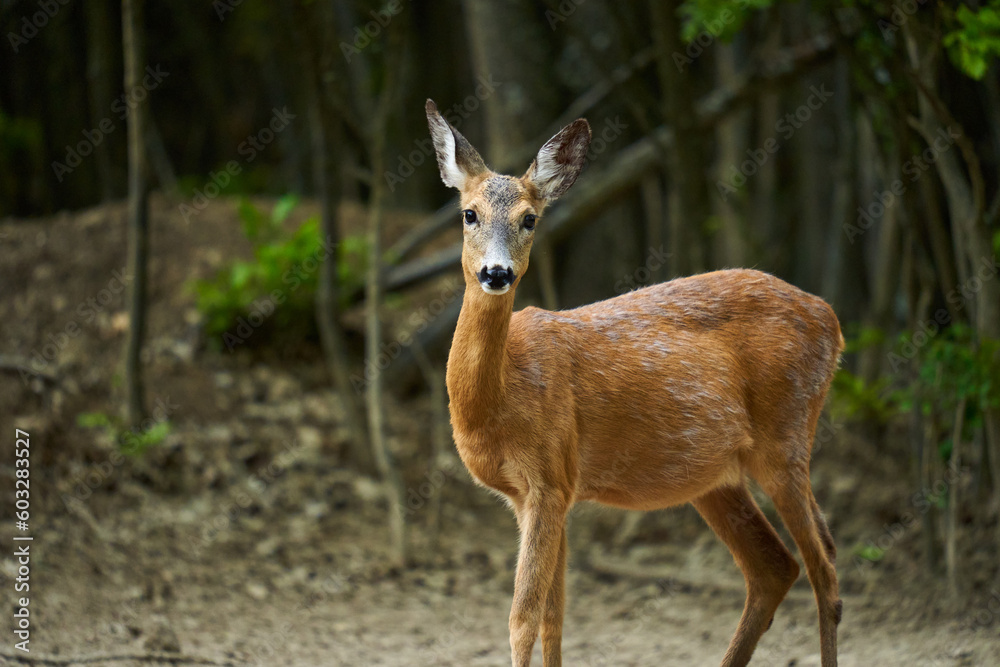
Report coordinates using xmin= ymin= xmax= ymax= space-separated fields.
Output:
xmin=480 ymin=283 xmax=511 ymax=295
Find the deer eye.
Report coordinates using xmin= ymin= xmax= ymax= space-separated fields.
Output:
xmin=523 ymin=214 xmax=536 ymax=230
xmin=463 ymin=209 xmax=477 ymax=225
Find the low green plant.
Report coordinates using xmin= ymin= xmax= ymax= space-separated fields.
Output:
xmin=912 ymin=324 xmax=1000 ymax=461
xmin=830 ymin=369 xmax=906 ymax=424
xmin=834 ymin=323 xmax=1000 ymax=462
xmin=852 ymin=543 xmax=885 ymax=563
xmin=192 ymin=195 xmax=366 ymax=343
xmin=76 ymin=411 xmax=171 ymax=455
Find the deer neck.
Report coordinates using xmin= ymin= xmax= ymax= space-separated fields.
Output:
xmin=446 ymin=282 xmax=516 ymax=431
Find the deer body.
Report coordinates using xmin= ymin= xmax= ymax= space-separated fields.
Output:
xmin=450 ymin=270 xmax=841 ymax=511
xmin=427 ymin=99 xmax=842 ymax=667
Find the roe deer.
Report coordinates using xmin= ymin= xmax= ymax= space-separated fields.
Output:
xmin=425 ymin=99 xmax=843 ymax=667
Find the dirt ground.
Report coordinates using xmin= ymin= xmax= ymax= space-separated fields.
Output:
xmin=2 ymin=198 xmax=999 ymax=666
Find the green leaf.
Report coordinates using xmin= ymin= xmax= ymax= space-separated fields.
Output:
xmin=853 ymin=544 xmax=885 ymax=562
xmin=944 ymin=2 xmax=1000 ymax=80
xmin=77 ymin=411 xmax=112 ymax=429
xmin=238 ymin=198 xmax=264 ymax=243
xmin=271 ymin=194 xmax=299 ymax=227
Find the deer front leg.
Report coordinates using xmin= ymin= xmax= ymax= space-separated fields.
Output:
xmin=510 ymin=498 xmax=567 ymax=667
xmin=540 ymin=526 xmax=568 ymax=667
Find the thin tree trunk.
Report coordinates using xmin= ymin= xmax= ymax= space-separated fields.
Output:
xmin=535 ymin=239 xmax=559 ymax=310
xmin=641 ymin=174 xmax=667 ymax=282
xmin=122 ymin=0 xmax=148 ymax=426
xmin=651 ymin=0 xmax=708 ymax=274
xmin=946 ymin=398 xmax=966 ymax=596
xmin=301 ymin=19 xmax=374 ymax=473
xmin=859 ymin=150 xmax=902 ymax=384
xmin=752 ymin=24 xmax=782 ymax=274
xmin=85 ymin=0 xmax=115 ymax=201
xmin=462 ymin=0 xmax=559 ymax=167
xmin=366 ymin=38 xmax=407 ymax=568
xmin=145 ymin=117 xmax=177 ymax=194
xmin=823 ymin=59 xmax=862 ymax=311
xmin=713 ymin=42 xmax=749 ymax=268
xmin=412 ymin=341 xmax=448 ymax=547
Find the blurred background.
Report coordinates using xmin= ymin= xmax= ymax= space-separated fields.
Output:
xmin=2 ymin=0 xmax=1000 ymax=665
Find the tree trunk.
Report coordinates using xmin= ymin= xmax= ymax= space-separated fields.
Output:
xmin=713 ymin=41 xmax=750 ymax=268
xmin=462 ymin=0 xmax=560 ymax=167
xmin=651 ymin=0 xmax=709 ymax=274
xmin=859 ymin=141 xmax=902 ymax=384
xmin=122 ymin=0 xmax=148 ymax=427
xmin=297 ymin=5 xmax=375 ymax=473
xmin=905 ymin=24 xmax=1000 ymax=531
xmin=366 ymin=36 xmax=407 ymax=569
xmin=85 ymin=0 xmax=115 ymax=202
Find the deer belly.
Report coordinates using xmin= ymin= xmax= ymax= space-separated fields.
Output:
xmin=577 ymin=434 xmax=746 ymax=510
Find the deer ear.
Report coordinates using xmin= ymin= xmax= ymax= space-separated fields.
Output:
xmin=426 ymin=99 xmax=487 ymax=190
xmin=524 ymin=119 xmax=591 ymax=201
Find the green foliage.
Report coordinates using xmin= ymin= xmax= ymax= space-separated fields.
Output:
xmin=76 ymin=411 xmax=171 ymax=455
xmin=192 ymin=196 xmax=367 ymax=342
xmin=842 ymin=324 xmax=886 ymax=354
xmin=835 ymin=324 xmax=1000 ymax=460
xmin=944 ymin=2 xmax=1000 ymax=80
xmin=852 ymin=543 xmax=885 ymax=563
xmin=678 ymin=0 xmax=773 ymax=42
xmin=912 ymin=326 xmax=1000 ymax=453
xmin=831 ymin=369 xmax=906 ymax=423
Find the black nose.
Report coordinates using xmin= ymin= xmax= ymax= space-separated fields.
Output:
xmin=478 ymin=265 xmax=515 ymax=290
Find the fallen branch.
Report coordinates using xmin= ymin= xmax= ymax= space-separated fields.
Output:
xmin=0 ymin=651 xmax=238 ymax=666
xmin=0 ymin=354 xmax=59 ymax=385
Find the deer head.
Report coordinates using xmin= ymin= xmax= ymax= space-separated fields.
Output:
xmin=425 ymin=99 xmax=591 ymax=295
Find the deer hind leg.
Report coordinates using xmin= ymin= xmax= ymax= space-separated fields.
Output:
xmin=693 ymin=485 xmax=800 ymax=667
xmin=758 ymin=468 xmax=841 ymax=667
xmin=812 ymin=496 xmax=837 ymax=564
